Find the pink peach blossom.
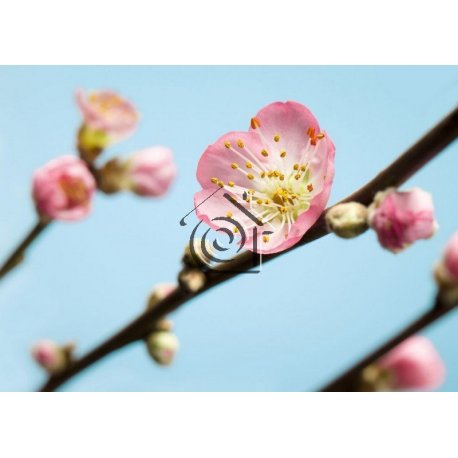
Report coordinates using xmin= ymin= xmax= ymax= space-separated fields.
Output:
xmin=128 ymin=147 xmax=177 ymax=197
xmin=76 ymin=89 xmax=139 ymax=141
xmin=443 ymin=232 xmax=458 ymax=281
xmin=194 ymin=101 xmax=335 ymax=254
xmin=32 ymin=155 xmax=96 ymax=221
xmin=368 ymin=187 xmax=437 ymax=253
xmin=377 ymin=336 xmax=445 ymax=391
xmin=31 ymin=340 xmax=66 ymax=373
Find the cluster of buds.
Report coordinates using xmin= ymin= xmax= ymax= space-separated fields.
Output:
xmin=178 ymin=238 xmax=212 ymax=293
xmin=31 ymin=340 xmax=75 ymax=375
xmin=359 ymin=336 xmax=445 ymax=392
xmin=434 ymin=232 xmax=458 ymax=305
xmin=31 ymin=89 xmax=176 ymax=223
xmin=326 ymin=187 xmax=438 ymax=253
xmin=145 ymin=284 xmax=179 ymax=366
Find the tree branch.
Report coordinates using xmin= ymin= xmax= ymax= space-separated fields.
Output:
xmin=39 ymin=105 xmax=458 ymax=392
xmin=0 ymin=219 xmax=51 ymax=280
xmin=320 ymin=296 xmax=458 ymax=391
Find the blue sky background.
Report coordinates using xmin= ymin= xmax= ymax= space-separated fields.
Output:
xmin=0 ymin=66 xmax=457 ymax=392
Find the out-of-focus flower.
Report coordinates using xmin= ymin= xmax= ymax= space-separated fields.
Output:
xmin=194 ymin=101 xmax=335 ymax=254
xmin=76 ymin=89 xmax=138 ymax=145
xmin=443 ymin=233 xmax=458 ymax=282
xmin=31 ymin=340 xmax=70 ymax=374
xmin=368 ymin=187 xmax=437 ymax=253
xmin=127 ymin=147 xmax=177 ymax=197
xmin=147 ymin=283 xmax=176 ymax=310
xmin=362 ymin=336 xmax=445 ymax=391
xmin=325 ymin=202 xmax=368 ymax=239
xmin=32 ymin=155 xmax=96 ymax=221
xmin=434 ymin=232 xmax=458 ymax=306
xmin=146 ymin=331 xmax=179 ymax=366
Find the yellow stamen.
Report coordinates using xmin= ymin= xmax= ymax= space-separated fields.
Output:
xmin=237 ymin=139 xmax=245 ymax=148
xmin=280 ymin=150 xmax=286 ymax=158
xmin=226 ymin=212 xmax=233 ymax=218
xmin=256 ymin=199 xmax=263 ymax=205
xmin=260 ymin=171 xmax=266 ymax=178
xmin=295 ymin=174 xmax=301 ymax=180
xmin=250 ymin=117 xmax=261 ymax=129
xmin=211 ymin=177 xmax=218 ymax=184
xmin=224 ymin=141 xmax=231 ymax=149
xmin=273 ymin=134 xmax=280 ymax=142
xmin=217 ymin=180 xmax=224 ymax=188
xmin=247 ymin=173 xmax=254 ymax=180
xmin=261 ymin=149 xmax=269 ymax=157
xmin=231 ymin=163 xmax=239 ymax=169
xmin=263 ymin=235 xmax=270 ymax=243
xmin=233 ymin=227 xmax=239 ymax=233
xmin=293 ymin=164 xmax=299 ymax=171
xmin=245 ymin=161 xmax=253 ymax=169
xmin=228 ymin=181 xmax=235 ymax=187
xmin=307 ymin=184 xmax=314 ymax=192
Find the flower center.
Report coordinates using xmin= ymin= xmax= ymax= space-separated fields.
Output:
xmin=209 ymin=131 xmax=325 ymax=242
xmin=60 ymin=177 xmax=89 ymax=207
xmin=90 ymin=93 xmax=124 ymax=113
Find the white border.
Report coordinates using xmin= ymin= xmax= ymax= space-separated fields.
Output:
xmin=0 ymin=393 xmax=457 ymax=457
xmin=0 ymin=0 xmax=457 ymax=64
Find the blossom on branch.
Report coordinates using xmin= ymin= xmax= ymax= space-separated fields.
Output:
xmin=368 ymin=187 xmax=437 ymax=253
xmin=375 ymin=336 xmax=445 ymax=391
xmin=31 ymin=340 xmax=72 ymax=375
xmin=32 ymin=156 xmax=96 ymax=221
xmin=76 ymin=89 xmax=139 ymax=146
xmin=127 ymin=147 xmax=177 ymax=197
xmin=194 ymin=101 xmax=335 ymax=254
xmin=443 ymin=233 xmax=458 ymax=282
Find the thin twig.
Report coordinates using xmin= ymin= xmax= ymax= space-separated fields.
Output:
xmin=320 ymin=296 xmax=458 ymax=391
xmin=0 ymin=219 xmax=51 ymax=280
xmin=39 ymin=106 xmax=458 ymax=392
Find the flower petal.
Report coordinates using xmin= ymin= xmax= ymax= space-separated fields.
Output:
xmin=197 ymin=131 xmax=267 ymax=191
xmin=250 ymin=101 xmax=320 ymax=164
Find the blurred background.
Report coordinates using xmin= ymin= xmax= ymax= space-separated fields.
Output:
xmin=0 ymin=66 xmax=457 ymax=391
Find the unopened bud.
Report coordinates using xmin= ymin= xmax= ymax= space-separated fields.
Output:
xmin=359 ymin=365 xmax=393 ymax=392
xmin=146 ymin=331 xmax=179 ymax=366
xmin=147 ymin=283 xmax=176 ymax=310
xmin=154 ymin=319 xmax=173 ymax=332
xmin=434 ymin=233 xmax=458 ymax=307
xmin=179 ymin=268 xmax=206 ymax=293
xmin=77 ymin=125 xmax=110 ymax=162
xmin=31 ymin=340 xmax=73 ymax=375
xmin=326 ymin=202 xmax=368 ymax=239
xmin=97 ymin=158 xmax=130 ymax=194
xmin=182 ymin=238 xmax=213 ymax=268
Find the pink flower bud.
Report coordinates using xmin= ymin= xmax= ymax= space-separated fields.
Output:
xmin=32 ymin=156 xmax=96 ymax=221
xmin=75 ymin=89 xmax=139 ymax=142
xmin=146 ymin=331 xmax=179 ymax=366
xmin=147 ymin=283 xmax=176 ymax=310
xmin=128 ymin=147 xmax=177 ymax=197
xmin=444 ymin=232 xmax=458 ymax=281
xmin=377 ymin=336 xmax=445 ymax=391
xmin=368 ymin=187 xmax=437 ymax=253
xmin=31 ymin=340 xmax=67 ymax=374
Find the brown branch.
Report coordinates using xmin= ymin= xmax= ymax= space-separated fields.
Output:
xmin=39 ymin=105 xmax=458 ymax=392
xmin=0 ymin=219 xmax=51 ymax=280
xmin=320 ymin=296 xmax=458 ymax=391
